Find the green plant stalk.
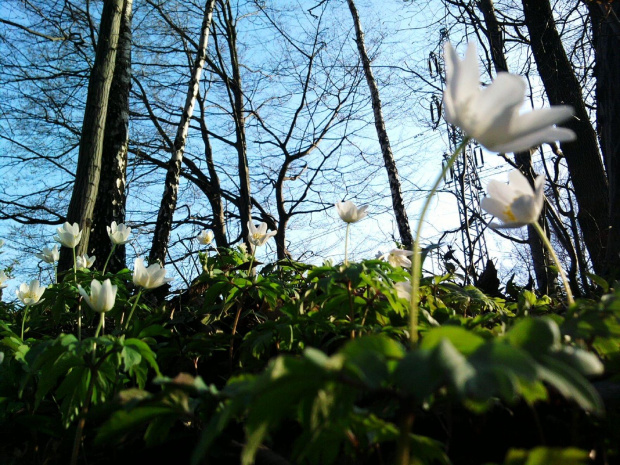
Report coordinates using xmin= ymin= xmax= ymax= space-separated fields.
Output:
xmin=53 ymin=264 xmax=58 ymax=285
xmin=102 ymin=243 xmax=116 ymax=275
xmin=73 ymin=247 xmax=81 ymax=341
xmin=344 ymin=223 xmax=350 ymax=265
xmin=20 ymin=305 xmax=30 ymax=340
xmin=409 ymin=137 xmax=470 ymax=345
xmin=124 ymin=288 xmax=143 ymax=331
xmin=247 ymin=248 xmax=256 ymax=281
xmin=532 ymin=221 xmax=575 ymax=306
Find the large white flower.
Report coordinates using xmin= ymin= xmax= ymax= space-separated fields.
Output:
xmin=335 ymin=201 xmax=368 ymax=224
xmin=107 ymin=221 xmax=132 ymax=245
xmin=16 ymin=280 xmax=45 ymax=305
xmin=78 ymin=279 xmax=117 ymax=313
xmin=247 ymin=221 xmax=276 ymax=247
xmin=197 ymin=230 xmax=214 ymax=245
xmin=481 ymin=170 xmax=545 ymax=228
xmin=76 ymin=254 xmax=96 ymax=269
xmin=443 ymin=42 xmax=575 ymax=153
xmin=36 ymin=245 xmax=60 ymax=264
xmin=378 ymin=249 xmax=414 ymax=268
xmin=133 ymin=257 xmax=173 ymax=289
xmin=0 ymin=271 xmax=9 ymax=290
xmin=54 ymin=222 xmax=82 ymax=249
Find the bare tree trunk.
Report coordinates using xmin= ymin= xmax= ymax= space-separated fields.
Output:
xmin=345 ymin=0 xmax=413 ymax=248
xmin=60 ymin=0 xmax=124 ymax=271
xmin=589 ymin=3 xmax=620 ymax=277
xmin=90 ymin=0 xmax=133 ymax=272
xmin=148 ymin=0 xmax=217 ymax=265
xmin=219 ymin=0 xmax=253 ymax=251
xmin=477 ymin=0 xmax=554 ymax=293
xmin=521 ymin=0 xmax=609 ymax=274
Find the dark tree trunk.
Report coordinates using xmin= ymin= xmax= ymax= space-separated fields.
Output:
xmin=589 ymin=3 xmax=620 ymax=276
xmin=90 ymin=0 xmax=133 ymax=272
xmin=345 ymin=0 xmax=413 ymax=248
xmin=477 ymin=0 xmax=554 ymax=293
xmin=521 ymin=0 xmax=609 ymax=274
xmin=59 ymin=0 xmax=124 ymax=271
xmin=148 ymin=0 xmax=216 ymax=266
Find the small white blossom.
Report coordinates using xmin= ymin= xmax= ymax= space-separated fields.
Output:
xmin=197 ymin=230 xmax=214 ymax=245
xmin=16 ymin=280 xmax=45 ymax=305
xmin=78 ymin=279 xmax=117 ymax=313
xmin=335 ymin=201 xmax=368 ymax=224
xmin=133 ymin=257 xmax=173 ymax=290
xmin=76 ymin=254 xmax=96 ymax=269
xmin=107 ymin=221 xmax=132 ymax=245
xmin=54 ymin=222 xmax=82 ymax=249
xmin=36 ymin=245 xmax=60 ymax=264
xmin=248 ymin=221 xmax=276 ymax=247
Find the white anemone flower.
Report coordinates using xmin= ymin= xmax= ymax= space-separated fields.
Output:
xmin=443 ymin=42 xmax=576 ymax=153
xmin=197 ymin=230 xmax=214 ymax=245
xmin=36 ymin=245 xmax=60 ymax=264
xmin=78 ymin=279 xmax=117 ymax=313
xmin=16 ymin=280 xmax=45 ymax=305
xmin=0 ymin=271 xmax=9 ymax=289
xmin=54 ymin=222 xmax=82 ymax=249
xmin=481 ymin=170 xmax=545 ymax=229
xmin=335 ymin=201 xmax=369 ymax=224
xmin=107 ymin=221 xmax=132 ymax=245
xmin=76 ymin=254 xmax=96 ymax=269
xmin=379 ymin=249 xmax=414 ymax=268
xmin=133 ymin=257 xmax=173 ymax=289
xmin=248 ymin=221 xmax=277 ymax=247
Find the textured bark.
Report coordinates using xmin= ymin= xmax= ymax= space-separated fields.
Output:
xmin=521 ymin=0 xmax=609 ymax=274
xmin=345 ymin=0 xmax=413 ymax=248
xmin=148 ymin=0 xmax=216 ymax=265
xmin=589 ymin=3 xmax=620 ymax=276
xmin=59 ymin=0 xmax=124 ymax=271
xmin=90 ymin=0 xmax=133 ymax=272
xmin=477 ymin=0 xmax=553 ymax=293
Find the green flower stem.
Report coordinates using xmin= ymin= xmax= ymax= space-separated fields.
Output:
xmin=94 ymin=312 xmax=104 ymax=339
xmin=410 ymin=137 xmax=470 ymax=346
xmin=102 ymin=244 xmax=116 ymax=275
xmin=124 ymin=288 xmax=143 ymax=331
xmin=532 ymin=221 xmax=575 ymax=306
xmin=72 ymin=246 xmax=81 ymax=341
xmin=20 ymin=305 xmax=30 ymax=340
xmin=247 ymin=249 xmax=256 ymax=282
xmin=53 ymin=265 xmax=58 ymax=285
xmin=344 ymin=223 xmax=350 ymax=266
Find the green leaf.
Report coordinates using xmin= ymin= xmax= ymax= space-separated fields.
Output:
xmin=121 ymin=345 xmax=142 ymax=371
xmin=504 ymin=447 xmax=589 ymax=465
xmin=506 ymin=318 xmax=561 ymax=355
xmin=96 ymin=405 xmax=179 ymax=445
xmin=421 ymin=326 xmax=485 ymax=355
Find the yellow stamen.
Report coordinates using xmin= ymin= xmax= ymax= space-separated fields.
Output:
xmin=503 ymin=206 xmax=517 ymax=222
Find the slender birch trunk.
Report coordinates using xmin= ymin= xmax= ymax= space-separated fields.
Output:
xmin=148 ymin=0 xmax=217 ymax=265
xmin=345 ymin=0 xmax=413 ymax=248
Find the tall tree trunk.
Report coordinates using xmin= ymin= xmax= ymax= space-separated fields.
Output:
xmin=521 ymin=0 xmax=609 ymax=274
xmin=60 ymin=0 xmax=124 ymax=271
xmin=90 ymin=0 xmax=133 ymax=272
xmin=477 ymin=0 xmax=553 ymax=293
xmin=148 ymin=0 xmax=216 ymax=265
xmin=345 ymin=0 xmax=413 ymax=248
xmin=589 ymin=3 xmax=620 ymax=276
xmin=220 ymin=0 xmax=252 ymax=251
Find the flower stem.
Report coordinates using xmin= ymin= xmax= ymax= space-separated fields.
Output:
xmin=53 ymin=265 xmax=58 ymax=285
xmin=102 ymin=244 xmax=116 ymax=275
xmin=532 ymin=221 xmax=575 ymax=306
xmin=344 ymin=223 xmax=350 ymax=266
xmin=410 ymin=137 xmax=470 ymax=345
xmin=94 ymin=312 xmax=104 ymax=339
xmin=124 ymin=288 xmax=143 ymax=332
xmin=20 ymin=305 xmax=30 ymax=340
xmin=72 ymin=246 xmax=81 ymax=341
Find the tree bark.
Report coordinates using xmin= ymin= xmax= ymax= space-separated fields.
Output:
xmin=60 ymin=0 xmax=124 ymax=271
xmin=90 ymin=0 xmax=133 ymax=272
xmin=345 ymin=0 xmax=413 ymax=248
xmin=148 ymin=0 xmax=217 ymax=266
xmin=476 ymin=0 xmax=555 ymax=292
xmin=521 ymin=0 xmax=609 ymax=274
xmin=589 ymin=3 xmax=620 ymax=276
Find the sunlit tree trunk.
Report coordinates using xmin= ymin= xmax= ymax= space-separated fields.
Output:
xmin=60 ymin=0 xmax=124 ymax=271
xmin=345 ymin=0 xmax=413 ymax=248
xmin=521 ymin=0 xmax=609 ymax=274
xmin=90 ymin=0 xmax=133 ymax=272
xmin=148 ymin=0 xmax=217 ymax=265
